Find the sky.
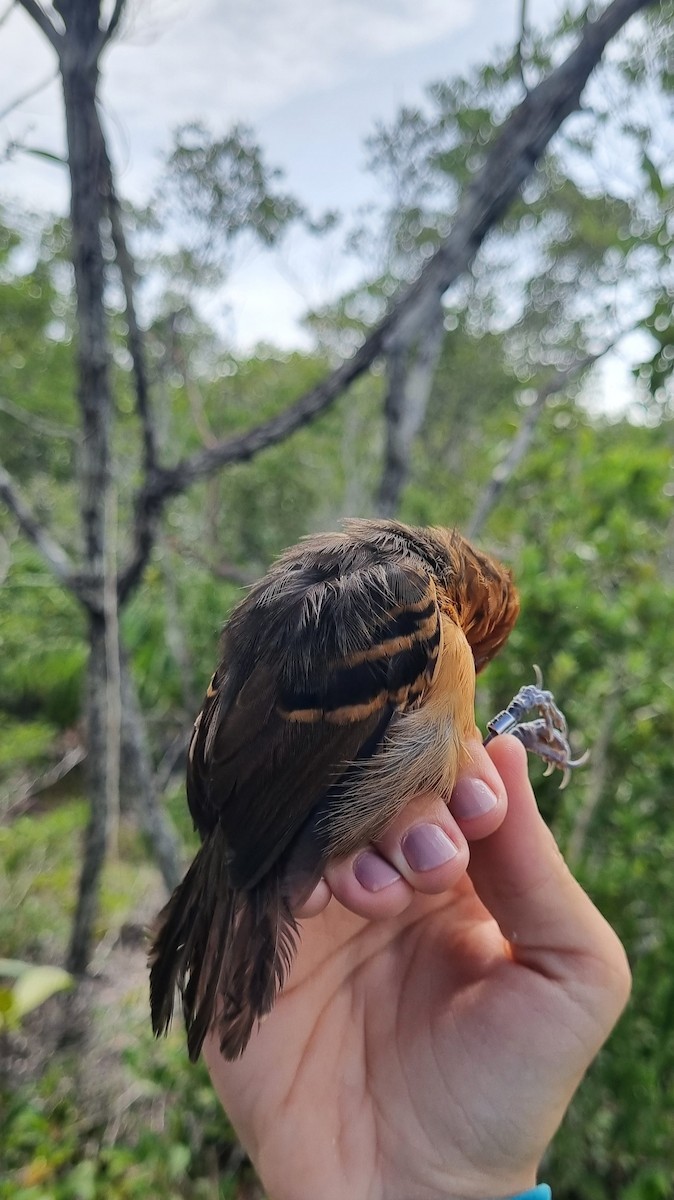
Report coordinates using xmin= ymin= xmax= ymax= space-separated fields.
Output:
xmin=0 ymin=0 xmax=567 ymax=349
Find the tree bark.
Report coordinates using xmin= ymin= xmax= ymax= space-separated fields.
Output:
xmin=60 ymin=54 xmax=110 ymax=580
xmin=55 ymin=10 xmax=120 ymax=976
xmin=377 ymin=304 xmax=445 ymax=517
xmin=67 ymin=614 xmax=108 ymax=974
xmin=119 ymin=654 xmax=183 ymax=892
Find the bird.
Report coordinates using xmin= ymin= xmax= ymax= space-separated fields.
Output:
xmin=149 ymin=518 xmax=583 ymax=1062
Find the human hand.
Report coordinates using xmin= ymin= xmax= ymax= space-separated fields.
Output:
xmin=203 ymin=736 xmax=631 ymax=1200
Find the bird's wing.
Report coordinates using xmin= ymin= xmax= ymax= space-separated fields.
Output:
xmin=187 ymin=556 xmax=442 ymax=890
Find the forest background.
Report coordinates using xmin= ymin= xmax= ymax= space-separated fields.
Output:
xmin=1 ymin=0 xmax=673 ymax=1197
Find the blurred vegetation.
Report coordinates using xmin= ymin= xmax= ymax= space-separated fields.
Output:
xmin=2 ymin=2 xmax=674 ymax=1197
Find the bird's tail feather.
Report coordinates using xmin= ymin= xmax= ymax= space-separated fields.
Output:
xmin=149 ymin=831 xmax=299 ymax=1061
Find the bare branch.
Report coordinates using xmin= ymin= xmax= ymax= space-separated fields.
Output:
xmin=102 ymin=484 xmax=122 ymax=858
xmin=153 ymin=727 xmax=190 ymax=803
xmin=0 ymin=460 xmax=76 ymax=588
xmin=377 ymin=303 xmax=445 ymax=517
xmin=119 ymin=0 xmax=657 ymax=600
xmin=166 ymin=536 xmax=257 ymax=586
xmin=101 ymin=150 xmax=158 ymax=475
xmin=16 ymin=0 xmax=62 ymax=49
xmin=98 ymin=0 xmax=125 ymax=49
xmin=515 ymin=0 xmax=530 ymax=92
xmin=1 ymin=746 xmax=86 ymax=824
xmin=466 ymin=348 xmax=607 ymax=541
xmin=0 ymin=66 xmax=59 ymax=122
xmin=0 ymin=393 xmax=78 ymax=440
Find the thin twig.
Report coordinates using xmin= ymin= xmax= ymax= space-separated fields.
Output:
xmin=153 ymin=728 xmax=191 ymax=798
xmin=103 ymin=162 xmax=158 ymax=475
xmin=515 ymin=0 xmax=530 ymax=92
xmin=0 ymin=460 xmax=76 ymax=590
xmin=165 ymin=536 xmax=257 ymax=586
xmin=103 ymin=483 xmax=122 ymax=859
xmin=1 ymin=746 xmax=87 ymax=824
xmin=467 ymin=344 xmax=614 ymax=541
xmin=0 ymin=394 xmax=78 ymax=440
xmin=98 ymin=0 xmax=125 ymax=50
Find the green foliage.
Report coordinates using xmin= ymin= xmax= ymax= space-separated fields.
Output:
xmin=0 ymin=218 xmax=77 ymax=484
xmin=0 ymin=1034 xmax=240 ymax=1200
xmin=1 ymin=7 xmax=674 ymax=1197
xmin=0 ymin=718 xmax=55 ymax=774
xmin=0 ymin=796 xmax=160 ymax=960
xmin=0 ymin=546 xmax=85 ymax=726
xmin=153 ymin=121 xmax=333 ymax=291
xmin=0 ymin=959 xmax=72 ymax=1031
xmin=479 ymin=412 xmax=674 ymax=1199
xmin=402 ymin=323 xmax=520 ymax=528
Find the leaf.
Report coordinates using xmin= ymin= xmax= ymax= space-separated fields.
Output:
xmin=23 ymin=145 xmax=68 ymax=166
xmin=0 ymin=959 xmax=72 ymax=1029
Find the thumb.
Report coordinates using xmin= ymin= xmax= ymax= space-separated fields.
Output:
xmin=468 ymin=736 xmax=631 ymax=1027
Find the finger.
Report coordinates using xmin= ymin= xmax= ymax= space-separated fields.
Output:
xmin=293 ymin=741 xmax=505 ymax=921
xmin=470 ymin=736 xmax=631 ymax=1018
xmin=371 ymin=791 xmax=469 ymax=892
xmin=324 ymin=849 xmax=414 ymax=919
xmin=292 ymin=878 xmax=332 ymax=918
xmin=325 ymin=791 xmax=470 ymax=919
xmin=449 ymin=737 xmax=508 ymax=840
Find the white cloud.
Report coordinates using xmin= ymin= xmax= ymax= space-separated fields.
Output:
xmin=109 ymin=0 xmax=474 ymax=118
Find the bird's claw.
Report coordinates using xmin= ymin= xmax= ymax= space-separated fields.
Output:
xmin=483 ymin=666 xmax=588 ymax=789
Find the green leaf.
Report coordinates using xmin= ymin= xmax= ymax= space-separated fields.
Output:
xmin=0 ymin=959 xmax=72 ymax=1029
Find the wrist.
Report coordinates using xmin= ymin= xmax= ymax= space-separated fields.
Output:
xmin=504 ymin=1187 xmax=551 ymax=1200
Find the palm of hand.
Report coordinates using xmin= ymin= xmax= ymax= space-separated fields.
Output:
xmin=207 ymin=884 xmax=582 ymax=1200
xmin=204 ymin=741 xmax=630 ymax=1200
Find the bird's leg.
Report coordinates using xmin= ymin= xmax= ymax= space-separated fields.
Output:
xmin=483 ymin=666 xmax=588 ymax=789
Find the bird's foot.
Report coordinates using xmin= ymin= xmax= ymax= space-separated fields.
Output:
xmin=483 ymin=666 xmax=589 ymax=789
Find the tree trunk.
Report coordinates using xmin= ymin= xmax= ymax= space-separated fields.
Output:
xmin=67 ymin=615 xmax=109 ymax=973
xmin=119 ymin=654 xmax=184 ymax=892
xmin=377 ymin=306 xmax=445 ymax=517
xmin=60 ymin=57 xmax=110 ymax=577
xmin=60 ymin=48 xmax=119 ymax=974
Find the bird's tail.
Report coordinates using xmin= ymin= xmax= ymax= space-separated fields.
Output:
xmin=149 ymin=830 xmax=299 ymax=1061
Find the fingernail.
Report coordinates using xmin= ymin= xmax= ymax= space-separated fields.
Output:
xmin=354 ymin=851 xmax=402 ymax=892
xmin=451 ymin=779 xmax=499 ymax=821
xmin=401 ymin=824 xmax=459 ymax=872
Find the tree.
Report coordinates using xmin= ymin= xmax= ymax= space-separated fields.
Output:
xmin=0 ymin=0 xmax=661 ymax=986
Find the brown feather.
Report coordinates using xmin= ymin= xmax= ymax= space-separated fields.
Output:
xmin=149 ymin=520 xmax=519 ymax=1059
